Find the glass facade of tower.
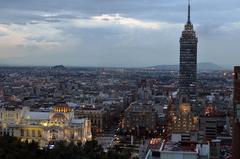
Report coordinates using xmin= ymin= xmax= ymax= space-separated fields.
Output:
xmin=179 ymin=21 xmax=198 ymax=107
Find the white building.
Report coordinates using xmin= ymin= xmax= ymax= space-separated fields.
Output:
xmin=145 ymin=139 xmax=209 ymax=159
xmin=0 ymin=104 xmax=92 ymax=147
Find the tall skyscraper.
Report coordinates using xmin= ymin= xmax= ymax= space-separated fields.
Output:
xmin=232 ymin=66 xmax=240 ymax=159
xmin=179 ymin=0 xmax=198 ymax=109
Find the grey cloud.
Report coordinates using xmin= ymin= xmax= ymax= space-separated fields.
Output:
xmin=0 ymin=0 xmax=239 ymax=66
xmin=0 ymin=32 xmax=8 ymax=37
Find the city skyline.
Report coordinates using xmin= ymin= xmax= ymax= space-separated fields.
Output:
xmin=0 ymin=1 xmax=238 ymax=158
xmin=0 ymin=0 xmax=239 ymax=67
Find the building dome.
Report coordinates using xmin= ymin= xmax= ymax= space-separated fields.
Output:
xmin=179 ymin=103 xmax=191 ymax=113
xmin=51 ymin=113 xmax=68 ymax=123
xmin=53 ymin=104 xmax=72 ymax=113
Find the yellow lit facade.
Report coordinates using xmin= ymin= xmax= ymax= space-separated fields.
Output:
xmin=0 ymin=105 xmax=92 ymax=147
xmin=172 ymin=103 xmax=198 ymax=133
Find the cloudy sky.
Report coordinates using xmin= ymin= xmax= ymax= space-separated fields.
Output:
xmin=0 ymin=0 xmax=239 ymax=67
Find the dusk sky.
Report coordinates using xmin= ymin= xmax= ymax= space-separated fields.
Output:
xmin=0 ymin=0 xmax=240 ymax=67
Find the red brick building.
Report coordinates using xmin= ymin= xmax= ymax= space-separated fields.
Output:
xmin=232 ymin=66 xmax=240 ymax=159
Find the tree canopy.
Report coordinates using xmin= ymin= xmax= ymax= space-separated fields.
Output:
xmin=0 ymin=136 xmax=131 ymax=159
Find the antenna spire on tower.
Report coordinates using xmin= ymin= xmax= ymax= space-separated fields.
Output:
xmin=188 ymin=0 xmax=191 ymax=23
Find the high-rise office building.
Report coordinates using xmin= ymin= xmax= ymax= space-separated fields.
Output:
xmin=232 ymin=66 xmax=240 ymax=159
xmin=179 ymin=1 xmax=198 ymax=109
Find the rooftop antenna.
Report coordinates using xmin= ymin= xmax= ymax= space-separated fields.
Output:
xmin=188 ymin=0 xmax=191 ymax=23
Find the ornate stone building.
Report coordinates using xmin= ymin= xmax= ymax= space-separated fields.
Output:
xmin=172 ymin=103 xmax=198 ymax=133
xmin=0 ymin=104 xmax=92 ymax=147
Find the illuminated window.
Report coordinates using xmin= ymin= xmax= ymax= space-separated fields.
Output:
xmin=38 ymin=130 xmax=41 ymax=137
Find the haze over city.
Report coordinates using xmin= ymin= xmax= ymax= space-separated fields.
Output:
xmin=0 ymin=0 xmax=239 ymax=67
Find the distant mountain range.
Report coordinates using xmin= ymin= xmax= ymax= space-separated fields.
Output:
xmin=0 ymin=62 xmax=229 ymax=70
xmin=149 ymin=62 xmax=226 ymax=71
